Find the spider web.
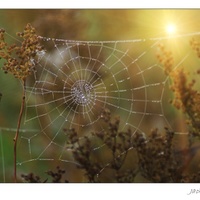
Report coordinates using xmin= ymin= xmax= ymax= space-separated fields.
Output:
xmin=1 ymin=31 xmax=200 ymax=181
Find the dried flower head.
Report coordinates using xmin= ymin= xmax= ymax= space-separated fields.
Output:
xmin=0 ymin=23 xmax=43 ymax=80
xmin=170 ymin=68 xmax=196 ymax=111
xmin=157 ymin=43 xmax=174 ymax=75
xmin=190 ymin=37 xmax=200 ymax=58
xmin=157 ymin=42 xmax=200 ymax=134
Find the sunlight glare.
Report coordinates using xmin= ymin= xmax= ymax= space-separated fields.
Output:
xmin=166 ymin=23 xmax=177 ymax=35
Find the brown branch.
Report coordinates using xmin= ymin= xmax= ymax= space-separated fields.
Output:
xmin=13 ymin=79 xmax=26 ymax=182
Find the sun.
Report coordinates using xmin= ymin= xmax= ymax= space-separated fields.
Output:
xmin=166 ymin=23 xmax=177 ymax=35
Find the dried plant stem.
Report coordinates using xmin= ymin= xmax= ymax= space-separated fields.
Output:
xmin=13 ymin=80 xmax=26 ymax=182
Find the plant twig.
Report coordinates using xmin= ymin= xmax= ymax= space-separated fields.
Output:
xmin=13 ymin=80 xmax=26 ymax=182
